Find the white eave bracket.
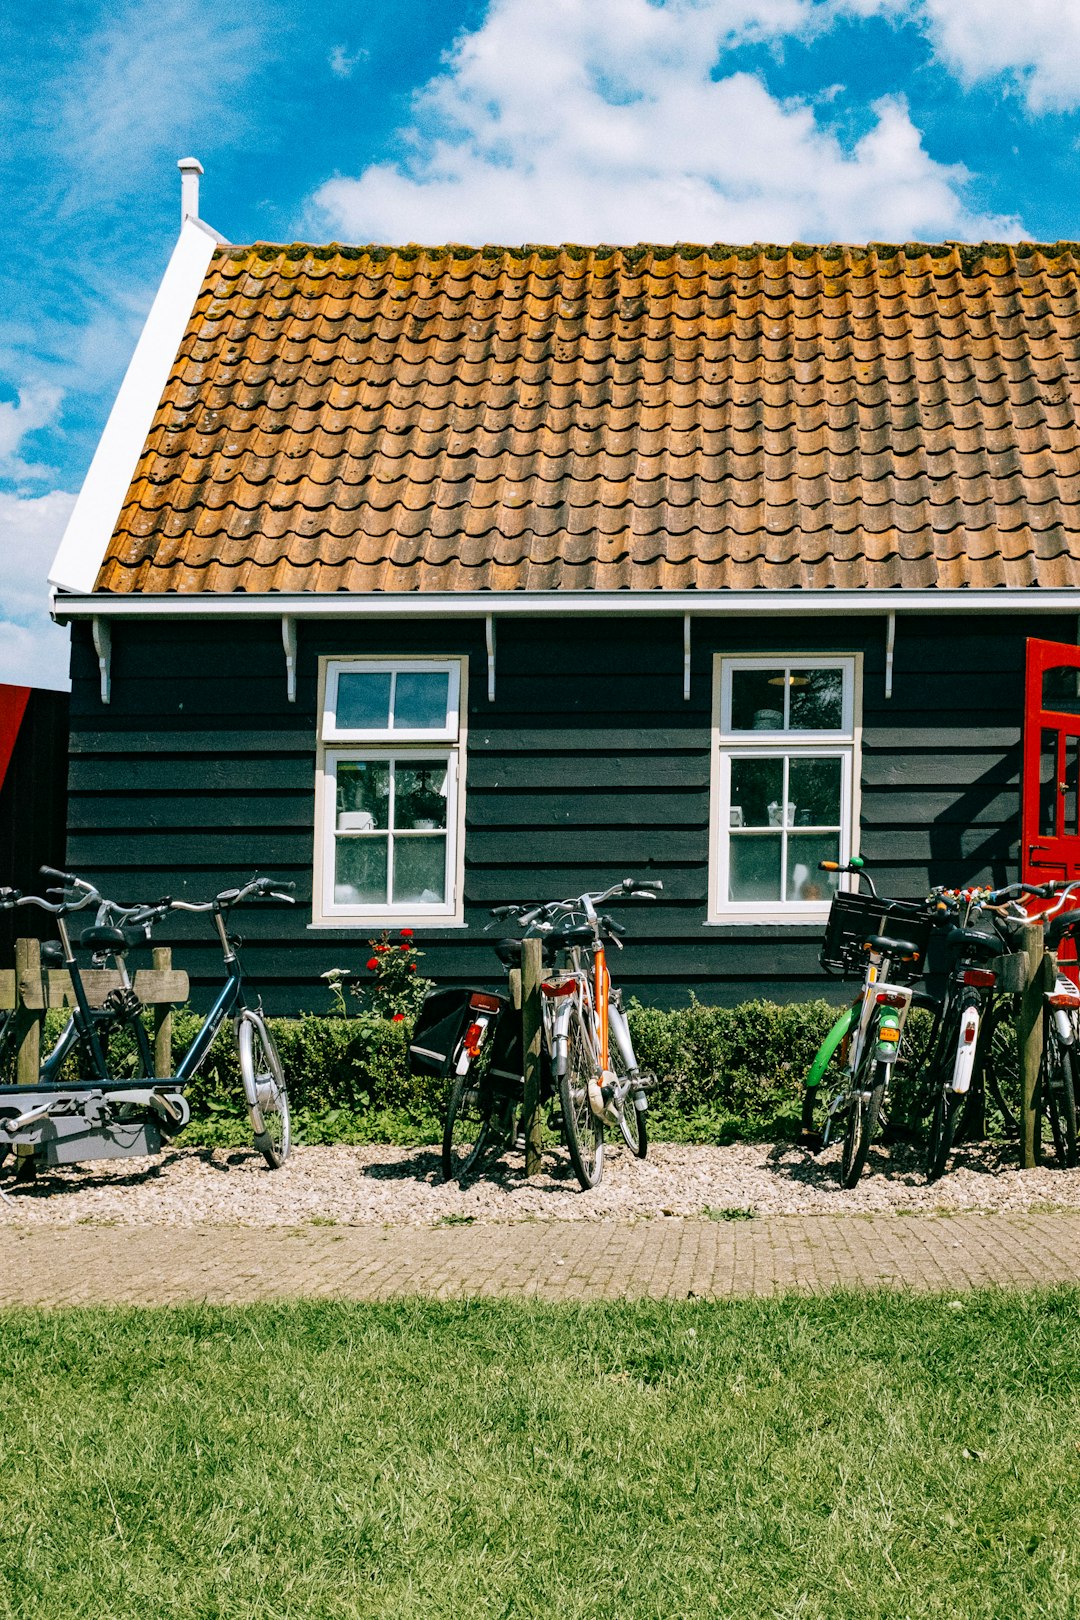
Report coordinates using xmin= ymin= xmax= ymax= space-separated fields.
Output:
xmin=683 ymin=614 xmax=691 ymax=701
xmin=282 ymin=615 xmax=297 ymax=702
xmin=92 ymin=616 xmax=111 ymax=705
xmin=486 ymin=614 xmax=496 ymax=702
xmin=884 ymin=611 xmax=896 ymax=700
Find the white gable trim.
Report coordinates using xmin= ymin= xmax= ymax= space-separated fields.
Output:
xmin=53 ymin=587 xmax=1080 ymax=621
xmin=48 ymin=217 xmax=220 ymax=595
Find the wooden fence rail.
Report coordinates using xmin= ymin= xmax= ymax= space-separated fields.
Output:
xmin=0 ymin=938 xmax=189 ymax=1084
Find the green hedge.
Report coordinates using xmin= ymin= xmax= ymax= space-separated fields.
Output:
xmin=43 ymin=998 xmax=909 ymax=1148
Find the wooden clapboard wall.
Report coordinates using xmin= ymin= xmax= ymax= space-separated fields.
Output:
xmin=63 ymin=612 xmax=1057 ymax=1014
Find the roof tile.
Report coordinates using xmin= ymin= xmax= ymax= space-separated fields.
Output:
xmin=95 ymin=242 xmax=1080 ymax=594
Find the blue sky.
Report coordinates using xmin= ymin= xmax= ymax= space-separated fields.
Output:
xmin=3 ymin=0 xmax=1080 ymax=688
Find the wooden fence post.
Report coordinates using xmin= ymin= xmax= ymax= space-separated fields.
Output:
xmin=1017 ymin=921 xmax=1047 ymax=1169
xmin=152 ymin=945 xmax=173 ymax=1078
xmin=521 ymin=937 xmax=544 ymax=1178
xmin=14 ymin=936 xmax=43 ymax=1085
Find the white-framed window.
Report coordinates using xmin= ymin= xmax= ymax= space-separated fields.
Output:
xmin=313 ymin=658 xmax=466 ymax=927
xmin=708 ymin=654 xmax=860 ymax=923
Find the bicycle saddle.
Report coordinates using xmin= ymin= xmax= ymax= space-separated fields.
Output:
xmin=946 ymin=925 xmax=1004 ymax=959
xmin=865 ymin=933 xmax=921 ymax=959
xmin=79 ymin=925 xmax=129 ymax=951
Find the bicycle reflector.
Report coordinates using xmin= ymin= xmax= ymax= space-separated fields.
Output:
xmin=961 ymin=968 xmax=997 ymax=988
xmin=875 ymin=990 xmax=908 ymax=1008
xmin=540 ymin=980 xmax=576 ymax=999
xmin=1048 ymin=991 xmax=1080 ymax=1009
xmin=469 ymin=992 xmax=501 ymax=1013
xmin=463 ymin=1021 xmax=486 ymax=1056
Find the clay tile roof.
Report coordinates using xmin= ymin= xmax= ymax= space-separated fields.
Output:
xmin=95 ymin=240 xmax=1080 ymax=594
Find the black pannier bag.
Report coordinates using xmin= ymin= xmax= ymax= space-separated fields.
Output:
xmin=407 ymin=987 xmax=508 ymax=1079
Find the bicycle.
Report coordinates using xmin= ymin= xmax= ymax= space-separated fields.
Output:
xmin=813 ymin=860 xmax=935 ymax=1187
xmin=430 ymin=878 xmax=661 ymax=1189
xmin=918 ymin=883 xmax=1037 ymax=1181
xmin=0 ymin=872 xmax=295 ymax=1175
xmin=486 ymin=878 xmax=661 ymax=1189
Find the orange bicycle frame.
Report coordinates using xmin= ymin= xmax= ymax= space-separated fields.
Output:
xmin=595 ymin=945 xmax=610 ymax=1070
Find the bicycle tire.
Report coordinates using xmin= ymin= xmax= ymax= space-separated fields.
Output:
xmin=238 ymin=1014 xmax=291 ymax=1169
xmin=560 ymin=1006 xmax=604 ymax=1190
xmin=925 ymin=1085 xmax=963 ymax=1182
xmin=982 ymin=997 xmax=1020 ymax=1139
xmin=442 ymin=1068 xmax=500 ymax=1182
xmin=839 ymin=1026 xmax=886 ymax=1189
xmin=1043 ymin=1029 xmax=1079 ymax=1170
xmin=608 ymin=1016 xmax=647 ymax=1159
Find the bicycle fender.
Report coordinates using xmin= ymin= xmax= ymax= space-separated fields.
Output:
xmin=950 ymin=1006 xmax=980 ymax=1095
xmin=805 ymin=1003 xmax=859 ymax=1090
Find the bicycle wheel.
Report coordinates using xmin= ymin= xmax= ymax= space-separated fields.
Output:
xmin=442 ymin=1069 xmax=501 ymax=1182
xmin=925 ymin=1084 xmax=963 ymax=1182
xmin=609 ymin=1017 xmax=647 ymax=1159
xmin=982 ymin=997 xmax=1020 ymax=1139
xmin=560 ymin=1006 xmax=604 ymax=1190
xmin=839 ymin=1029 xmax=886 ymax=1189
xmin=238 ymin=1014 xmax=291 ymax=1169
xmin=1043 ymin=1028 xmax=1079 ymax=1169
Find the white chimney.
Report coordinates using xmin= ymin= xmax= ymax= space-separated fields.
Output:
xmin=178 ymin=157 xmax=204 ymax=225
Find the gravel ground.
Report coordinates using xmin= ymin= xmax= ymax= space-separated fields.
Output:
xmin=4 ymin=1136 xmax=1080 ymax=1226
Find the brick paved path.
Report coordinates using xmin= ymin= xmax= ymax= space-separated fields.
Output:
xmin=3 ymin=1212 xmax=1080 ymax=1305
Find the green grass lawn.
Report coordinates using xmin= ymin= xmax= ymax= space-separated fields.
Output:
xmin=2 ymin=1291 xmax=1079 ymax=1619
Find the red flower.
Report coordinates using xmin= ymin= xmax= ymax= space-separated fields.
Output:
xmin=391 ymin=1012 xmax=406 ymax=1022
xmin=409 ymin=963 xmax=417 ymax=972
xmin=366 ymin=957 xmax=379 ymax=971
xmin=400 ymin=942 xmax=410 ymax=952
xmin=375 ymin=944 xmax=388 ymax=953
xmin=400 ymin=928 xmax=414 ymax=938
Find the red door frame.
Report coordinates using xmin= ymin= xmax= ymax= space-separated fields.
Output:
xmin=1022 ymin=639 xmax=1080 ymax=883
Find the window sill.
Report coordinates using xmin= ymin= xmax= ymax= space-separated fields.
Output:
xmin=308 ymin=918 xmax=467 ymax=931
xmin=704 ymin=915 xmax=828 ymax=932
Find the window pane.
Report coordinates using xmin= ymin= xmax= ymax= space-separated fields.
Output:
xmin=396 ymin=763 xmax=449 ymax=830
xmin=788 ymin=757 xmax=842 ymax=826
xmin=338 ymin=761 xmax=393 ymax=835
xmin=335 ymin=836 xmax=388 ymax=904
xmin=1043 ymin=665 xmax=1080 ymax=716
xmin=786 ymin=835 xmax=840 ymax=902
xmin=335 ymin=672 xmax=392 ymax=732
xmin=789 ymin=669 xmax=843 ymax=730
xmin=729 ymin=757 xmax=784 ymax=828
xmin=393 ymin=836 xmax=447 ymax=904
xmin=730 ymin=668 xmax=785 ymax=731
xmin=394 ymin=672 xmax=451 ymax=730
xmin=729 ymin=834 xmax=782 ymax=901
xmin=336 ymin=761 xmax=390 ymax=831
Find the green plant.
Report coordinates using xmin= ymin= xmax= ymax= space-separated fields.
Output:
xmin=350 ymin=930 xmax=434 ymax=1021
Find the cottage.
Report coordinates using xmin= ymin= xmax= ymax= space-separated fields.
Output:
xmin=47 ymin=169 xmax=1080 ymax=1010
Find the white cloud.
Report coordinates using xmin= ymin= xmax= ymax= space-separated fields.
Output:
xmin=329 ymin=44 xmax=369 ymax=80
xmin=310 ymin=0 xmax=1022 ymax=246
xmin=920 ymin=0 xmax=1080 ymax=114
xmin=0 ymin=490 xmax=76 ymax=690
xmin=0 ymin=383 xmax=63 ymax=483
xmin=845 ymin=0 xmax=1080 ymax=114
xmin=54 ymin=0 xmax=258 ymax=205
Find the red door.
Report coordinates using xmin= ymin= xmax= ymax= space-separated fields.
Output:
xmin=1023 ymin=639 xmax=1080 ymax=881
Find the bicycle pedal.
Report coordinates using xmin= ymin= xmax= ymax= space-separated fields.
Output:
xmin=798 ymin=1129 xmax=824 ymax=1154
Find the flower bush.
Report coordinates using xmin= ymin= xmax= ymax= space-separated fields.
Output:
xmin=350 ymin=930 xmax=433 ymax=1020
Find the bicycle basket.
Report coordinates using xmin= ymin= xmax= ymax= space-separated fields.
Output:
xmin=819 ymin=891 xmax=932 ymax=980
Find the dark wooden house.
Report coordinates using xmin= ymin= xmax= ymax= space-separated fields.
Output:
xmin=47 ymin=208 xmax=1080 ymax=1010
